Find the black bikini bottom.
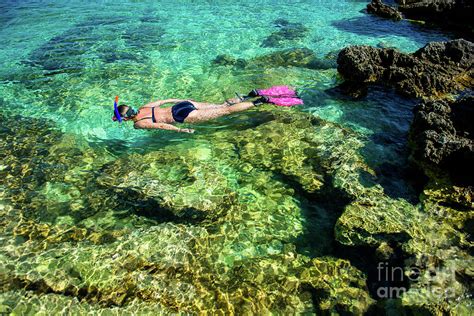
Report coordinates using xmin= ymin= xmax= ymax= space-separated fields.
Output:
xmin=171 ymin=101 xmax=196 ymax=123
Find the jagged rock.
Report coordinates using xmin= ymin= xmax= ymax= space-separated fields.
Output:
xmin=409 ymin=96 xmax=474 ymax=186
xmin=367 ymin=0 xmax=403 ymax=21
xmin=337 ymin=39 xmax=474 ymax=98
xmin=396 ymin=0 xmax=474 ymax=37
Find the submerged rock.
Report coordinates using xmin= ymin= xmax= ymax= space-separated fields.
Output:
xmin=253 ymin=48 xmax=334 ymax=69
xmin=211 ymin=54 xmax=248 ymax=67
xmin=1 ymin=95 xmax=471 ymax=313
xmin=212 ymin=48 xmax=336 ymax=70
xmin=25 ymin=26 xmax=92 ymax=73
xmin=97 ymin=146 xmax=240 ymax=220
xmin=334 ymin=160 xmax=473 ymax=313
xmin=337 ymin=39 xmax=474 ymax=98
xmin=122 ymin=23 xmax=166 ymax=50
xmin=0 ymin=107 xmax=377 ymax=314
xmin=232 ymin=113 xmax=325 ymax=192
xmin=261 ymin=19 xmax=309 ymax=47
xmin=409 ymin=96 xmax=474 ymax=186
xmin=23 ymin=15 xmax=165 ymax=74
xmin=299 ymin=95 xmax=474 ymax=313
xmin=0 ymin=114 xmax=119 ymax=225
xmin=367 ymin=0 xmax=403 ymax=21
xmin=1 ymin=224 xmax=374 ymax=314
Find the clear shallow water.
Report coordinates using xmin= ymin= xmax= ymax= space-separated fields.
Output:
xmin=0 ymin=0 xmax=459 ymax=314
xmin=0 ymin=0 xmax=449 ymax=141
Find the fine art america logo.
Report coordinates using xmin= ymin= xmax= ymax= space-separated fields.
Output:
xmin=375 ymin=261 xmax=458 ymax=299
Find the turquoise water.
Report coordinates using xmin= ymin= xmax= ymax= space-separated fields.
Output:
xmin=0 ymin=0 xmax=448 ymax=142
xmin=1 ymin=0 xmax=464 ymax=314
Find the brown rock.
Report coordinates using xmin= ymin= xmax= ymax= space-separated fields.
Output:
xmin=367 ymin=0 xmax=403 ymax=21
xmin=337 ymin=39 xmax=474 ymax=98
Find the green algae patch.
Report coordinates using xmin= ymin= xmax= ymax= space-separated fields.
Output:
xmin=0 ymin=109 xmax=377 ymax=314
xmin=1 ymin=94 xmax=472 ymax=314
xmin=232 ymin=113 xmax=325 ymax=193
xmin=330 ymin=129 xmax=474 ymax=313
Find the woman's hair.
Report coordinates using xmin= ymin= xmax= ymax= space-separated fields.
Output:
xmin=118 ymin=104 xmax=129 ymax=116
xmin=113 ymin=104 xmax=137 ymax=121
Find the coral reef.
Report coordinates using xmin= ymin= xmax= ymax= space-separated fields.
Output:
xmin=337 ymin=39 xmax=474 ymax=98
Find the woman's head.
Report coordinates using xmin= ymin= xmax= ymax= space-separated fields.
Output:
xmin=112 ymin=104 xmax=137 ymax=121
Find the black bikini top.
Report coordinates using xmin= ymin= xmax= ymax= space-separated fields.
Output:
xmin=133 ymin=107 xmax=157 ymax=123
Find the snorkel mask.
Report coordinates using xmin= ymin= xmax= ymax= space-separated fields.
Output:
xmin=112 ymin=96 xmax=138 ymax=122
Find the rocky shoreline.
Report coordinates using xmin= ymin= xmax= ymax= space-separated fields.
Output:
xmin=366 ymin=0 xmax=474 ymax=39
xmin=337 ymin=39 xmax=473 ymax=98
xmin=1 ymin=4 xmax=472 ymax=315
xmin=335 ymin=9 xmax=473 ymax=310
xmin=409 ymin=96 xmax=473 ymax=187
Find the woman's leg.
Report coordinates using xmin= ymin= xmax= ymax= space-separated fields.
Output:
xmin=190 ymin=97 xmax=243 ymax=109
xmin=190 ymin=101 xmax=226 ymax=109
xmin=184 ymin=102 xmax=255 ymax=123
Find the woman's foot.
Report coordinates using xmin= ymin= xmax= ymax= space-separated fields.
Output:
xmin=252 ymin=96 xmax=269 ymax=106
xmin=247 ymin=89 xmax=259 ymax=98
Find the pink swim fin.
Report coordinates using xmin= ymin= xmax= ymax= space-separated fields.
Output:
xmin=257 ymin=85 xmax=297 ymax=97
xmin=267 ymin=96 xmax=304 ymax=107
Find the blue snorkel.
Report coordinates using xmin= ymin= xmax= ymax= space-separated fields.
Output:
xmin=113 ymin=95 xmax=122 ymax=122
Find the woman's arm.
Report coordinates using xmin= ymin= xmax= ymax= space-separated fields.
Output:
xmin=141 ymin=99 xmax=187 ymax=108
xmin=134 ymin=121 xmax=194 ymax=133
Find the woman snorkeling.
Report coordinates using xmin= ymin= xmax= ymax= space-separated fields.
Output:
xmin=112 ymin=86 xmax=303 ymax=133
